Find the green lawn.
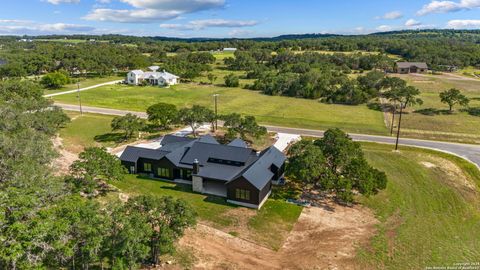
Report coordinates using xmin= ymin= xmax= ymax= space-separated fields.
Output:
xmin=59 ymin=112 xmax=169 ymax=153
xmin=391 ymin=74 xmax=480 ymax=143
xmin=44 ymin=75 xmax=123 ymax=95
xmin=112 ymin=174 xmax=302 ymax=250
xmin=359 ymin=142 xmax=480 ymax=269
xmin=52 ymin=84 xmax=387 ymax=135
xmin=59 ymin=112 xmax=118 ymax=153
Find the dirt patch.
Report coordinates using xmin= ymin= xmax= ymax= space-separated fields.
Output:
xmin=177 ymin=203 xmax=378 ymax=270
xmin=52 ymin=135 xmax=78 ymax=175
xmin=421 ymin=161 xmax=436 ymax=168
xmin=424 ymin=155 xmax=478 ymax=202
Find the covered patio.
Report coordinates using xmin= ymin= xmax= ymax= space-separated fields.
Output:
xmin=202 ymin=179 xmax=227 ymax=197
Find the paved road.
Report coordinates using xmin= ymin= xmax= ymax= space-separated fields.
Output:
xmin=55 ymin=103 xmax=480 ymax=168
xmin=44 ymin=80 xmax=123 ymax=98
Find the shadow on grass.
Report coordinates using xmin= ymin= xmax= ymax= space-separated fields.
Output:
xmin=367 ymin=102 xmax=394 ymax=112
xmin=94 ymin=132 xmax=126 ymax=143
xmin=462 ymin=107 xmax=480 ymax=117
xmin=414 ymin=108 xmax=452 ymax=116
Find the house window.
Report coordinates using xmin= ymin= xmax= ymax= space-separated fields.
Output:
xmin=235 ymin=189 xmax=251 ymax=200
xmin=157 ymin=167 xmax=171 ymax=178
xmin=143 ymin=163 xmax=152 ymax=172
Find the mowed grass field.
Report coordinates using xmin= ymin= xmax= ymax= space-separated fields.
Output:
xmin=359 ymin=142 xmax=480 ymax=268
xmin=52 ymin=83 xmax=387 ymax=135
xmin=43 ymin=75 xmax=123 ymax=95
xmin=391 ymin=74 xmax=480 ymax=143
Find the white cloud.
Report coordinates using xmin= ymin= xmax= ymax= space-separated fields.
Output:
xmin=84 ymin=0 xmax=225 ymax=23
xmin=447 ymin=19 xmax=480 ymax=28
xmin=376 ymin=11 xmax=403 ymax=20
xmin=405 ymin=19 xmax=422 ymax=27
xmin=417 ymin=0 xmax=480 ymax=15
xmin=160 ymin=19 xmax=258 ymax=30
xmin=45 ymin=0 xmax=80 ymax=4
xmin=376 ymin=25 xmax=393 ymax=31
xmin=84 ymin=8 xmax=181 ymax=23
xmin=0 ymin=20 xmax=95 ymax=35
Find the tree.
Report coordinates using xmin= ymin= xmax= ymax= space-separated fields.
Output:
xmin=111 ymin=113 xmax=146 ymax=140
xmin=105 ymin=203 xmax=152 ymax=270
xmin=40 ymin=70 xmax=71 ymax=89
xmin=224 ymin=73 xmax=240 ymax=87
xmin=394 ymin=86 xmax=423 ymax=150
xmin=177 ymin=105 xmax=215 ymax=137
xmin=439 ymin=88 xmax=470 ymax=112
xmin=207 ymin=73 xmax=217 ymax=85
xmin=380 ymin=77 xmax=407 ymax=135
xmin=287 ymin=140 xmax=326 ymax=189
xmin=125 ymin=195 xmax=196 ymax=265
xmin=286 ymin=129 xmax=388 ymax=204
xmin=42 ymin=196 xmax=108 ymax=269
xmin=146 ymin=103 xmax=178 ymax=129
xmin=70 ymin=147 xmax=127 ymax=193
xmin=222 ymin=113 xmax=267 ymax=141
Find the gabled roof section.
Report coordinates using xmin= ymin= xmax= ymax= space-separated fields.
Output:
xmin=240 ymin=146 xmax=286 ymax=190
xmin=181 ymin=142 xmax=254 ymax=165
xmin=120 ymin=146 xmax=169 ymax=163
xmin=227 ymin=138 xmax=248 ymax=148
xmin=161 ymin=135 xmax=195 ymax=146
xmin=198 ymin=134 xmax=219 ymax=145
xmin=130 ymin=70 xmax=144 ymax=75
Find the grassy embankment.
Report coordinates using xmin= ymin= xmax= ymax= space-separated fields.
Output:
xmin=359 ymin=142 xmax=480 ymax=268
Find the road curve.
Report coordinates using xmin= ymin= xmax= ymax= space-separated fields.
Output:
xmin=55 ymin=103 xmax=480 ymax=168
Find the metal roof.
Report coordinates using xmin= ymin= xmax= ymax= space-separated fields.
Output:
xmin=396 ymin=62 xmax=428 ymax=69
xmin=227 ymin=138 xmax=248 ymax=148
xmin=180 ymin=142 xmax=254 ymax=165
xmin=119 ymin=135 xmax=287 ymax=190
xmin=240 ymin=146 xmax=286 ymax=190
xmin=120 ymin=146 xmax=169 ymax=163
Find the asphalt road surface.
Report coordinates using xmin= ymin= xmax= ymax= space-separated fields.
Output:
xmin=55 ymin=103 xmax=480 ymax=168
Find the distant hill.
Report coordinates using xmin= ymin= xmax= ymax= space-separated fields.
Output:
xmin=10 ymin=29 xmax=480 ymax=43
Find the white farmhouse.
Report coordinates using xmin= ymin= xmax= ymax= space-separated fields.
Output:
xmin=126 ymin=66 xmax=179 ymax=86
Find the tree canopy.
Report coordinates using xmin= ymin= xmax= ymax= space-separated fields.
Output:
xmin=439 ymin=88 xmax=470 ymax=112
xmin=287 ymin=128 xmax=387 ymax=203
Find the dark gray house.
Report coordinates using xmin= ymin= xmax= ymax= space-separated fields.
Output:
xmin=119 ymin=135 xmax=286 ymax=209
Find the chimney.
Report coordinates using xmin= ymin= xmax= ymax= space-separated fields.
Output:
xmin=193 ymin=159 xmax=200 ymax=174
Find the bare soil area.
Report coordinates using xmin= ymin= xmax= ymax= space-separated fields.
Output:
xmin=52 ymin=135 xmax=78 ymax=175
xmin=177 ymin=203 xmax=378 ymax=270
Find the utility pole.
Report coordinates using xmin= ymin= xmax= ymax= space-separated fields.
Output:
xmin=213 ymin=94 xmax=219 ymax=131
xmin=77 ymin=82 xmax=83 ymax=115
xmin=395 ymin=103 xmax=404 ymax=151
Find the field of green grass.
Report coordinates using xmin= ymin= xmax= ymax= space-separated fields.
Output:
xmin=359 ymin=142 xmax=480 ymax=269
xmin=59 ymin=112 xmax=117 ymax=153
xmin=59 ymin=112 xmax=168 ymax=153
xmin=52 ymin=83 xmax=387 ymax=135
xmin=112 ymin=174 xmax=302 ymax=250
xmin=44 ymin=75 xmax=123 ymax=95
xmin=391 ymin=74 xmax=480 ymax=143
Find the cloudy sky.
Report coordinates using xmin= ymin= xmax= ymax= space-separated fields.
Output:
xmin=1 ymin=0 xmax=480 ymax=37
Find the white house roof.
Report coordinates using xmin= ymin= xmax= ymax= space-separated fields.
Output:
xmin=130 ymin=70 xmax=144 ymax=75
xmin=129 ymin=69 xmax=179 ymax=80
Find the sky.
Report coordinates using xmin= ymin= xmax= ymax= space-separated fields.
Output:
xmin=1 ymin=0 xmax=480 ymax=38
